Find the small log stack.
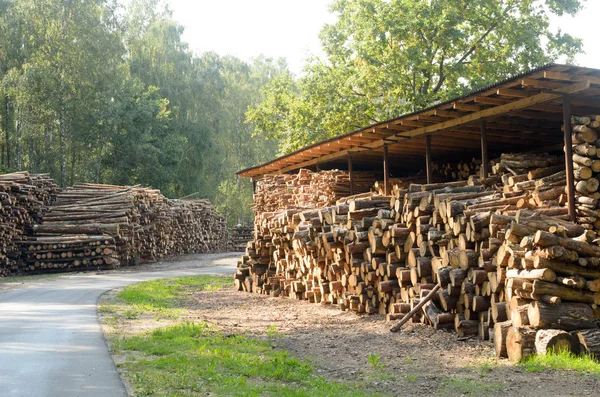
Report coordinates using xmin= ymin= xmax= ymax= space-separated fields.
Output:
xmin=569 ymin=116 xmax=600 ymax=230
xmin=435 ymin=158 xmax=482 ymax=181
xmin=228 ymin=226 xmax=254 ymax=252
xmin=0 ymin=172 xmax=59 ymax=275
xmin=20 ymin=234 xmax=120 ymax=272
xmin=252 ymin=169 xmax=376 ymax=214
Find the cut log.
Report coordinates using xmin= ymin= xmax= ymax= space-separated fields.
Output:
xmin=535 ymin=329 xmax=580 ymax=355
xmin=528 ymin=300 xmax=596 ymax=330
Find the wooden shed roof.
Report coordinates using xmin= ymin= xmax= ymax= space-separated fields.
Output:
xmin=238 ymin=64 xmax=600 ymax=179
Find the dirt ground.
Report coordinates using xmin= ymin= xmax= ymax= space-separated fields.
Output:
xmin=101 ymin=281 xmax=600 ymax=397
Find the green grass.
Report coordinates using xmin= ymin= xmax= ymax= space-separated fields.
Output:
xmin=368 ymin=352 xmax=385 ymax=370
xmin=115 ymin=275 xmax=231 ymax=319
xmin=115 ymin=322 xmax=375 ymax=397
xmin=108 ymin=276 xmax=377 ymax=396
xmin=520 ymin=351 xmax=600 ymax=377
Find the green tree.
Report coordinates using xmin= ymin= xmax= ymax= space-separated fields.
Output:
xmin=1 ymin=0 xmax=124 ymax=186
xmin=0 ymin=0 xmax=282 ymax=225
xmin=248 ymin=0 xmax=585 ymax=153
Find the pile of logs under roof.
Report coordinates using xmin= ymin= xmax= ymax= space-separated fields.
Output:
xmin=237 ymin=143 xmax=600 ymax=362
xmin=252 ymin=169 xmax=376 ymax=214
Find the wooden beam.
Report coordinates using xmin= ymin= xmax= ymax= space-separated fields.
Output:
xmin=453 ymin=102 xmax=482 ymax=112
xmin=348 ymin=155 xmax=354 ymax=196
xmin=394 ymin=86 xmax=589 ymax=140
xmin=383 ymin=144 xmax=389 ymax=195
xmin=480 ymin=120 xmax=489 ymax=178
xmin=544 ymin=71 xmax=600 ymax=85
xmin=563 ymin=96 xmax=576 ymax=222
xmin=262 ymin=81 xmax=591 ymax=175
xmin=496 ymin=88 xmax=532 ymax=98
xmin=425 ymin=135 xmax=433 ymax=184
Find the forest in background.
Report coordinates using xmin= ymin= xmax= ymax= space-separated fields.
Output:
xmin=0 ymin=0 xmax=283 ymax=226
xmin=0 ymin=0 xmax=589 ymax=226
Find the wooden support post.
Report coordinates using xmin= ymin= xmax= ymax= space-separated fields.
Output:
xmin=348 ymin=155 xmax=354 ymax=196
xmin=383 ymin=144 xmax=389 ymax=195
xmin=252 ymin=179 xmax=257 ymax=194
xmin=425 ymin=135 xmax=433 ymax=184
xmin=563 ymin=95 xmax=576 ymax=222
xmin=481 ymin=120 xmax=490 ymax=178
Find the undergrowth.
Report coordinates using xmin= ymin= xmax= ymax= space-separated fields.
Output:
xmin=116 ymin=322 xmax=374 ymax=396
xmin=520 ymin=351 xmax=600 ymax=377
xmin=108 ymin=275 xmax=377 ymax=396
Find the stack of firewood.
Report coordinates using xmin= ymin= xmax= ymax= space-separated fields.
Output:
xmin=0 ymin=172 xmax=59 ymax=275
xmin=29 ymin=183 xmax=227 ymax=270
xmin=569 ymin=116 xmax=600 ymax=230
xmin=435 ymin=159 xmax=482 ymax=181
xmin=237 ymin=152 xmax=600 ymax=362
xmin=20 ymin=234 xmax=120 ymax=272
xmin=252 ymin=169 xmax=376 ymax=213
xmin=228 ymin=226 xmax=254 ymax=252
xmin=0 ymin=173 xmax=226 ymax=276
xmin=493 ymin=213 xmax=600 ymax=362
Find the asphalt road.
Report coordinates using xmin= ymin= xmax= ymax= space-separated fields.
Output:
xmin=0 ymin=252 xmax=239 ymax=397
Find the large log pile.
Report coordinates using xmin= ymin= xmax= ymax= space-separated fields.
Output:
xmin=252 ymin=169 xmax=376 ymax=213
xmin=237 ymin=151 xmax=600 ymax=362
xmin=0 ymin=172 xmax=59 ymax=275
xmin=26 ymin=183 xmax=227 ymax=271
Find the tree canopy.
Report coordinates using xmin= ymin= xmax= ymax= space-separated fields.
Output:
xmin=0 ymin=0 xmax=284 ymax=225
xmin=248 ymin=0 xmax=585 ymax=153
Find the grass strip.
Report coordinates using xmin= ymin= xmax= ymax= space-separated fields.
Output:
xmin=108 ymin=275 xmax=376 ymax=396
xmin=520 ymin=351 xmax=600 ymax=377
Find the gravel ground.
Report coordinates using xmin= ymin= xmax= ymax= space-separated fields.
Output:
xmin=100 ymin=263 xmax=600 ymax=397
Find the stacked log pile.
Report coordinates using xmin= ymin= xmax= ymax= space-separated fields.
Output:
xmin=252 ymin=169 xmax=376 ymax=213
xmin=24 ymin=183 xmax=226 ymax=272
xmin=434 ymin=158 xmax=482 ymax=181
xmin=0 ymin=172 xmax=59 ymax=275
xmin=569 ymin=116 xmax=600 ymax=230
xmin=20 ymin=234 xmax=120 ymax=272
xmin=228 ymin=226 xmax=254 ymax=252
xmin=237 ymin=153 xmax=600 ymax=362
xmin=493 ymin=216 xmax=600 ymax=362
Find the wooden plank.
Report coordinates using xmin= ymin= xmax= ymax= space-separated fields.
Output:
xmin=496 ymin=88 xmax=532 ymax=98
xmin=544 ymin=71 xmax=600 ymax=85
xmin=453 ymin=102 xmax=482 ymax=112
xmin=481 ymin=120 xmax=489 ymax=178
xmin=348 ymin=155 xmax=354 ymax=196
xmin=563 ymin=96 xmax=577 ymax=222
xmin=425 ymin=135 xmax=433 ymax=184
xmin=383 ymin=144 xmax=390 ymax=195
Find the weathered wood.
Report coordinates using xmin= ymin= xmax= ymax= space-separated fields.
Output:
xmin=528 ymin=300 xmax=596 ymax=330
xmin=535 ymin=329 xmax=580 ymax=355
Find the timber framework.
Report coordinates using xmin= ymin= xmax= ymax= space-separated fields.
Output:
xmin=236 ymin=64 xmax=600 ymax=362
